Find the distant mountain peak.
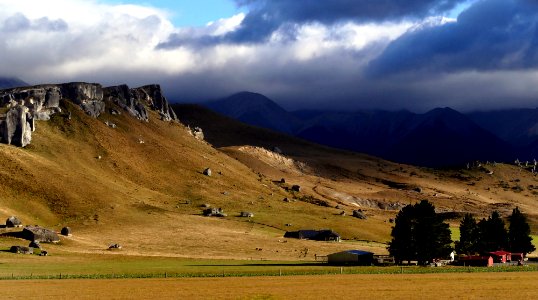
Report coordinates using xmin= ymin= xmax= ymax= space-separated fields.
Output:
xmin=204 ymin=91 xmax=301 ymax=134
xmin=0 ymin=76 xmax=29 ymax=89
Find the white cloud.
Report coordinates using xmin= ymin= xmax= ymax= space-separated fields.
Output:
xmin=4 ymin=0 xmax=486 ymax=111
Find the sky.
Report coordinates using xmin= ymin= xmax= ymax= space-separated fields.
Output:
xmin=1 ymin=0 xmax=537 ymax=112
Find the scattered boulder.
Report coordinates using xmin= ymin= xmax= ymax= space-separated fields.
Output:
xmin=6 ymin=216 xmax=22 ymax=228
xmin=203 ymin=208 xmax=227 ymax=217
xmin=280 ymin=178 xmax=286 ymax=184
xmin=352 ymin=210 xmax=367 ymax=220
xmin=283 ymin=198 xmax=290 ymax=202
xmin=104 ymin=120 xmax=117 ymax=128
xmin=29 ymin=241 xmax=41 ymax=249
xmin=203 ymin=168 xmax=212 ymax=176
xmin=413 ymin=187 xmax=423 ymax=193
xmin=22 ymin=226 xmax=60 ymax=243
xmin=108 ymin=243 xmax=122 ymax=250
xmin=291 ymin=185 xmax=301 ymax=192
xmin=61 ymin=227 xmax=72 ymax=236
xmin=39 ymin=250 xmax=48 ymax=256
xmin=10 ymin=246 xmax=33 ymax=254
xmin=340 ymin=211 xmax=346 ymax=216
xmin=389 ymin=218 xmax=394 ymax=223
xmin=192 ymin=127 xmax=204 ymax=140
xmin=240 ymin=211 xmax=254 ymax=218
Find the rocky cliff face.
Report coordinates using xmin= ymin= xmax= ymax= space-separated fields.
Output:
xmin=131 ymin=85 xmax=178 ymax=121
xmin=0 ymin=82 xmax=177 ymax=147
xmin=103 ymin=84 xmax=149 ymax=121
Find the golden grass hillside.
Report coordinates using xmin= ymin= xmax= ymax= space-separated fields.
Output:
xmin=1 ymin=100 xmax=537 ymax=262
xmin=175 ymin=104 xmax=538 ymax=246
xmin=0 ymin=100 xmax=387 ymax=260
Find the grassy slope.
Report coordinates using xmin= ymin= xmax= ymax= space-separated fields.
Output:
xmin=0 ymin=101 xmax=537 ymax=263
xmin=175 ymin=104 xmax=538 ymax=247
xmin=0 ymin=100 xmax=386 ymax=260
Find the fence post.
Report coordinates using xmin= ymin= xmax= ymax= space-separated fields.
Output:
xmin=340 ymin=267 xmax=343 ymax=274
xmin=279 ymin=269 xmax=282 ymax=276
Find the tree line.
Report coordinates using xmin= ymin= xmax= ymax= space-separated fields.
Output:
xmin=388 ymin=200 xmax=535 ymax=264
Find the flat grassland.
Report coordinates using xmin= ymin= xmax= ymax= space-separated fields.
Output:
xmin=2 ymin=272 xmax=538 ymax=299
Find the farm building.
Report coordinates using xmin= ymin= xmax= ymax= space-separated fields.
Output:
xmin=457 ymin=255 xmax=494 ymax=267
xmin=284 ymin=230 xmax=341 ymax=242
xmin=328 ymin=250 xmax=374 ymax=265
xmin=511 ymin=253 xmax=524 ymax=262
xmin=489 ymin=251 xmax=511 ymax=263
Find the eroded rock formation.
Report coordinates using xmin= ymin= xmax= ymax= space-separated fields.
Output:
xmin=0 ymin=82 xmax=178 ymax=147
xmin=103 ymin=84 xmax=148 ymax=121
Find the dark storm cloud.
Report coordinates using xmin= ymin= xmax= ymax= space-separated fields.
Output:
xmin=227 ymin=0 xmax=462 ymax=43
xmin=236 ymin=0 xmax=461 ymax=23
xmin=367 ymin=0 xmax=538 ymax=76
xmin=159 ymin=0 xmax=463 ymax=47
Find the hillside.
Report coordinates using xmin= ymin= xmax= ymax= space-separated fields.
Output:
xmin=175 ymin=104 xmax=538 ymax=241
xmin=0 ymin=90 xmax=537 ymax=262
xmin=0 ymin=86 xmax=393 ymax=260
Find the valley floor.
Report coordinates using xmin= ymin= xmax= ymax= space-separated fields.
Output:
xmin=2 ymin=272 xmax=538 ymax=299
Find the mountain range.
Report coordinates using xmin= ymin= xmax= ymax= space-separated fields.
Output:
xmin=205 ymin=92 xmax=538 ymax=167
xmin=2 ymin=80 xmax=538 ymax=262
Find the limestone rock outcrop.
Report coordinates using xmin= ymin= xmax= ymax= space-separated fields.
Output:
xmin=0 ymin=105 xmax=34 ymax=147
xmin=103 ymin=84 xmax=148 ymax=121
xmin=60 ymin=83 xmax=105 ymax=118
xmin=132 ymin=85 xmax=178 ymax=121
xmin=0 ymin=82 xmax=178 ymax=147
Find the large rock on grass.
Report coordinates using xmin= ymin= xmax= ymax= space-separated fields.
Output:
xmin=22 ymin=226 xmax=60 ymax=243
xmin=6 ymin=216 xmax=23 ymax=227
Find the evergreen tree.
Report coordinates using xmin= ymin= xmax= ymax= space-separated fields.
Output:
xmin=477 ymin=211 xmax=508 ymax=252
xmin=388 ymin=200 xmax=453 ymax=265
xmin=455 ymin=213 xmax=479 ymax=254
xmin=388 ymin=204 xmax=416 ymax=264
xmin=508 ymin=207 xmax=536 ymax=255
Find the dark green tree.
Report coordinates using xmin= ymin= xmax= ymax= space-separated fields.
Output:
xmin=476 ymin=211 xmax=508 ymax=252
xmin=455 ymin=213 xmax=479 ymax=254
xmin=388 ymin=200 xmax=453 ymax=265
xmin=388 ymin=204 xmax=416 ymax=264
xmin=508 ymin=207 xmax=535 ymax=255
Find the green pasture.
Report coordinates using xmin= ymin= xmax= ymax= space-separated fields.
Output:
xmin=1 ymin=249 xmax=538 ymax=280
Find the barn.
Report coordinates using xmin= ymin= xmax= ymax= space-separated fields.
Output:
xmin=457 ymin=255 xmax=494 ymax=267
xmin=489 ymin=251 xmax=511 ymax=263
xmin=284 ymin=230 xmax=341 ymax=242
xmin=328 ymin=250 xmax=374 ymax=265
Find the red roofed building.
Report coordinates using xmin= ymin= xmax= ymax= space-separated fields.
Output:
xmin=489 ymin=251 xmax=511 ymax=263
xmin=458 ymin=255 xmax=494 ymax=267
